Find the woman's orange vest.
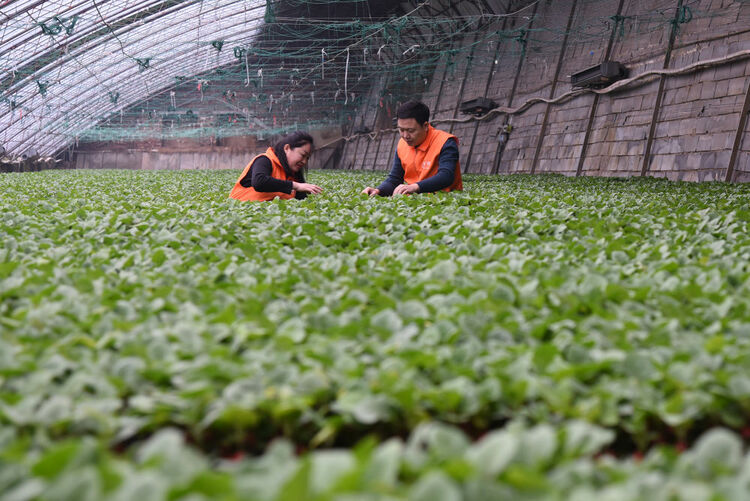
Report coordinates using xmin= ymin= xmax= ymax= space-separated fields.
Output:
xmin=397 ymin=125 xmax=463 ymax=191
xmin=229 ymin=147 xmax=296 ymax=202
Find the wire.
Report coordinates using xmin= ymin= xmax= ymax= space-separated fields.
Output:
xmin=323 ymin=48 xmax=750 ymax=148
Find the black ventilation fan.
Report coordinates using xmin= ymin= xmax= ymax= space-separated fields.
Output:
xmin=571 ymin=61 xmax=628 ymax=88
xmin=460 ymin=97 xmax=498 ymax=117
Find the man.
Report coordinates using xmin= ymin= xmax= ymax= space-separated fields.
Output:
xmin=361 ymin=101 xmax=462 ymax=196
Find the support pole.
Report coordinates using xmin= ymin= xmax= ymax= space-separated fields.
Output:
xmin=445 ymin=1 xmax=481 ymax=134
xmin=464 ymin=1 xmax=511 ymax=173
xmin=430 ymin=36 xmax=456 ymax=129
xmin=640 ymin=0 xmax=684 ymax=177
xmin=575 ymin=0 xmax=626 ymax=177
xmin=358 ymin=71 xmax=394 ymax=170
xmin=491 ymin=0 xmax=539 ymax=175
xmin=370 ymin=74 xmax=394 ymax=171
xmin=449 ymin=33 xmax=479 ymax=135
xmin=530 ymin=0 xmax=578 ymax=174
xmin=725 ymin=76 xmax=750 ymax=182
xmin=346 ymin=134 xmax=363 ymax=170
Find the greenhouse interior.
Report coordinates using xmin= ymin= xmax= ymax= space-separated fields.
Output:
xmin=4 ymin=0 xmax=750 ymax=499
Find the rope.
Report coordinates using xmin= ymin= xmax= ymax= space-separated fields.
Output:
xmin=321 ymin=48 xmax=750 ymax=148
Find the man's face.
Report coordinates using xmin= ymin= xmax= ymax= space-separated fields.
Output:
xmin=397 ymin=118 xmax=428 ymax=147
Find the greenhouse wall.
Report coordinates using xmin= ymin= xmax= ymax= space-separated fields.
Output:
xmin=72 ymin=126 xmax=344 ymax=171
xmin=340 ymin=0 xmax=750 ymax=182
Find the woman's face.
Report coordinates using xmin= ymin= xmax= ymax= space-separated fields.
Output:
xmin=284 ymin=142 xmax=312 ymax=172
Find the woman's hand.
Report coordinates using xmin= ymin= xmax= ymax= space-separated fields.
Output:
xmin=361 ymin=187 xmax=380 ymax=196
xmin=292 ymin=182 xmax=323 ymax=195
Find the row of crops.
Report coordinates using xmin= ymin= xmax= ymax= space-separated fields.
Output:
xmin=2 ymin=169 xmax=750 ymax=499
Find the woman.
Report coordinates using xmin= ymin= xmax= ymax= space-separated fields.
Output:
xmin=229 ymin=131 xmax=323 ymax=201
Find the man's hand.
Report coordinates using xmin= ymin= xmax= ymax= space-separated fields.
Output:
xmin=393 ymin=183 xmax=420 ymax=195
xmin=292 ymin=182 xmax=323 ymax=194
xmin=361 ymin=187 xmax=380 ymax=196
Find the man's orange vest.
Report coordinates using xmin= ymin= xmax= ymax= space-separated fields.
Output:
xmin=397 ymin=125 xmax=462 ymax=191
xmin=229 ymin=147 xmax=296 ymax=202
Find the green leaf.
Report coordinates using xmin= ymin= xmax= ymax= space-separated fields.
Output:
xmin=364 ymin=439 xmax=403 ymax=488
xmin=277 ymin=317 xmax=307 ymax=343
xmin=688 ymin=428 xmax=743 ymax=477
xmin=109 ymin=471 xmax=168 ymax=501
xmin=405 ymin=422 xmax=469 ymax=467
xmin=561 ymin=420 xmax=614 ymax=457
xmin=334 ymin=393 xmax=393 ymax=425
xmin=533 ymin=344 xmax=558 ymax=371
xmin=2 ymin=479 xmax=46 ymax=501
xmin=516 ymin=424 xmax=557 ymax=467
xmin=310 ymin=450 xmax=355 ymax=493
xmin=277 ymin=459 xmax=311 ymax=501
xmin=43 ymin=467 xmax=100 ymax=501
xmin=178 ymin=471 xmax=235 ymax=498
xmin=31 ymin=441 xmax=81 ymax=479
xmin=465 ymin=429 xmax=519 ymax=477
xmin=409 ymin=471 xmax=461 ymax=501
xmin=370 ymin=308 xmax=403 ymax=333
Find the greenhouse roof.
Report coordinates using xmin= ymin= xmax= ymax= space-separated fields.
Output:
xmin=1 ymin=0 xmax=522 ymax=157
xmin=1 ymin=0 xmax=279 ymax=156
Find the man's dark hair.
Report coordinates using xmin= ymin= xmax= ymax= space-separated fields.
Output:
xmin=397 ymin=101 xmax=430 ymax=125
xmin=274 ymin=131 xmax=314 ymax=181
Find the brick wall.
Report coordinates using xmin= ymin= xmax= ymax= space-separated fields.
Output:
xmin=73 ymin=136 xmax=260 ymax=171
xmin=340 ymin=0 xmax=750 ymax=182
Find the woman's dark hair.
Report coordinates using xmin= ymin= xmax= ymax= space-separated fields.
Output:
xmin=274 ymin=131 xmax=314 ymax=181
xmin=397 ymin=101 xmax=430 ymax=125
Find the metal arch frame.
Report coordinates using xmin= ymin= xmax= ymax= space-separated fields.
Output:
xmin=1 ymin=0 xmax=416 ymax=156
xmin=1 ymin=0 xmax=214 ymax=148
xmin=1 ymin=0 xmax=259 ymax=104
xmin=33 ymin=11 xmax=269 ymax=150
xmin=6 ymin=6 xmax=266 ymax=152
xmin=6 ymin=7 xmax=373 ymax=153
xmin=1 ymin=0 xmax=199 ymax=54
xmin=1 ymin=0 xmax=182 ymax=75
xmin=1 ymin=0 xmax=268 ymax=156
